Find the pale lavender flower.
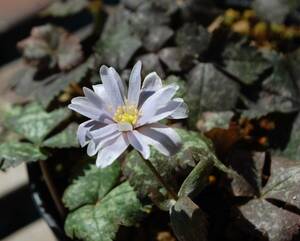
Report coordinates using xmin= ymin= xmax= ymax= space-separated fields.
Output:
xmin=68 ymin=61 xmax=188 ymax=168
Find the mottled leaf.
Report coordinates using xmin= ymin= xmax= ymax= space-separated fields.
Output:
xmin=42 ymin=0 xmax=88 ymax=17
xmin=139 ymin=53 xmax=165 ymax=79
xmin=96 ymin=21 xmax=142 ymax=70
xmin=222 ymin=44 xmax=271 ymax=85
xmin=196 ymin=111 xmax=234 ymax=132
xmin=164 ymin=75 xmax=187 ymax=100
xmin=252 ymin=0 xmax=300 ymax=23
xmin=187 ymin=63 xmax=240 ymax=127
xmin=4 ymin=103 xmax=71 ymax=144
xmin=0 ymin=141 xmax=47 ymax=170
xmin=262 ymin=156 xmax=300 ymax=209
xmin=143 ymin=25 xmax=173 ymax=52
xmin=18 ymin=24 xmax=83 ymax=71
xmin=42 ymin=123 xmax=79 ymax=149
xmin=281 ymin=113 xmax=300 ymax=160
xmin=175 ymin=23 xmax=211 ymax=56
xmin=170 ymin=197 xmax=207 ymax=241
xmin=123 ymin=128 xmax=214 ymax=209
xmin=63 ymin=162 xmax=120 ymax=210
xmin=65 ymin=182 xmax=144 ymax=241
xmin=238 ymin=199 xmax=300 ymax=241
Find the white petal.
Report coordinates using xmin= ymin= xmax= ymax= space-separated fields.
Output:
xmin=168 ymin=100 xmax=188 ymax=119
xmin=87 ymin=132 xmax=121 ymax=157
xmin=137 ymin=84 xmax=179 ymax=126
xmin=128 ymin=61 xmax=142 ymax=106
xmin=142 ymin=72 xmax=163 ymax=91
xmin=100 ymin=65 xmax=124 ymax=110
xmin=96 ymin=134 xmax=129 ymax=168
xmin=139 ymin=72 xmax=163 ymax=107
xmin=77 ymin=120 xmax=96 ymax=147
xmin=137 ymin=123 xmax=181 ymax=156
xmin=83 ymin=87 xmax=112 ymax=117
xmin=89 ymin=123 xmax=119 ymax=140
xmin=127 ymin=130 xmax=150 ymax=159
xmin=110 ymin=67 xmax=127 ymax=98
xmin=144 ymin=98 xmax=184 ymax=124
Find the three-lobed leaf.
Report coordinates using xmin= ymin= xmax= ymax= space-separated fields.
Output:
xmin=4 ymin=103 xmax=71 ymax=144
xmin=0 ymin=141 xmax=47 ymax=171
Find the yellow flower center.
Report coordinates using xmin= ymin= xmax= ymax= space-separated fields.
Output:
xmin=113 ymin=105 xmax=139 ymax=125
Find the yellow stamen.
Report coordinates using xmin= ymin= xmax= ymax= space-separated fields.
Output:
xmin=113 ymin=105 xmax=139 ymax=125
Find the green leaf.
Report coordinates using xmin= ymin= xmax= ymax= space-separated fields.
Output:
xmin=0 ymin=141 xmax=47 ymax=170
xmin=42 ymin=0 xmax=88 ymax=17
xmin=65 ymin=182 xmax=145 ymax=241
xmin=43 ymin=123 xmax=79 ymax=149
xmin=4 ymin=103 xmax=71 ymax=144
xmin=178 ymin=152 xmax=215 ymax=198
xmin=170 ymin=197 xmax=207 ymax=241
xmin=63 ymin=162 xmax=121 ymax=211
xmin=164 ymin=75 xmax=187 ymax=100
xmin=123 ymin=128 xmax=215 ymax=209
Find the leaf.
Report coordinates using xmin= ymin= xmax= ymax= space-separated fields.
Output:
xmin=17 ymin=24 xmax=83 ymax=71
xmin=187 ymin=63 xmax=240 ymax=128
xmin=65 ymin=182 xmax=145 ymax=241
xmin=144 ymin=25 xmax=174 ymax=52
xmin=257 ymin=54 xmax=299 ymax=113
xmin=35 ymin=56 xmax=94 ymax=107
xmin=42 ymin=0 xmax=89 ymax=17
xmin=178 ymin=152 xmax=217 ymax=198
xmin=170 ymin=196 xmax=207 ymax=241
xmin=42 ymin=123 xmax=79 ymax=149
xmin=123 ymin=128 xmax=215 ymax=209
xmin=281 ymin=113 xmax=300 ymax=160
xmin=175 ymin=23 xmax=211 ymax=56
xmin=262 ymin=157 xmax=300 ymax=209
xmin=63 ymin=162 xmax=121 ymax=210
xmin=222 ymin=44 xmax=271 ymax=85
xmin=4 ymin=103 xmax=71 ymax=144
xmin=0 ymin=141 xmax=47 ymax=170
xmin=95 ymin=21 xmax=142 ymax=70
xmin=164 ymin=75 xmax=187 ymax=100
xmin=238 ymin=199 xmax=300 ymax=241
xmin=196 ymin=111 xmax=234 ymax=132
xmin=252 ymin=0 xmax=300 ymax=23
xmin=231 ymin=155 xmax=300 ymax=240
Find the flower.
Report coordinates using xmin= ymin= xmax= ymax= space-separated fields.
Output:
xmin=68 ymin=61 xmax=188 ymax=168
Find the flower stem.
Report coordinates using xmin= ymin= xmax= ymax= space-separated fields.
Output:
xmin=140 ymin=155 xmax=178 ymax=200
xmin=39 ymin=160 xmax=66 ymax=220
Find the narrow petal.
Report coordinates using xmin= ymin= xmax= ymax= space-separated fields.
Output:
xmin=139 ymin=72 xmax=162 ymax=107
xmin=110 ymin=67 xmax=127 ymax=98
xmin=127 ymin=61 xmax=142 ymax=106
xmin=127 ymin=130 xmax=150 ymax=159
xmin=83 ymin=87 xmax=112 ymax=117
xmin=137 ymin=123 xmax=181 ymax=156
xmin=69 ymin=97 xmax=113 ymax=123
xmin=144 ymin=98 xmax=184 ymax=124
xmin=77 ymin=120 xmax=96 ymax=147
xmin=96 ymin=134 xmax=129 ymax=168
xmin=100 ymin=65 xmax=124 ymax=110
xmin=168 ymin=100 xmax=188 ymax=119
xmin=137 ymin=84 xmax=179 ymax=126
xmin=89 ymin=123 xmax=119 ymax=140
xmin=87 ymin=132 xmax=121 ymax=157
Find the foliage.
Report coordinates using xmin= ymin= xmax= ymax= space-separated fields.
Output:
xmin=64 ymin=163 xmax=145 ymax=241
xmin=2 ymin=0 xmax=300 ymax=241
xmin=0 ymin=103 xmax=78 ymax=170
